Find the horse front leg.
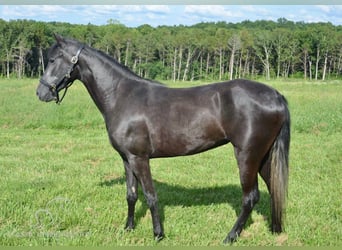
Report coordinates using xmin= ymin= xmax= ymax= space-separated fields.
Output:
xmin=128 ymin=155 xmax=164 ymax=241
xmin=123 ymin=160 xmax=138 ymax=231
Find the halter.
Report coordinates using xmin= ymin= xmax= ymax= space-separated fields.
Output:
xmin=40 ymin=45 xmax=84 ymax=104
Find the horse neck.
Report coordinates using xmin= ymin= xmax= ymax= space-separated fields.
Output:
xmin=77 ymin=48 xmax=136 ymax=114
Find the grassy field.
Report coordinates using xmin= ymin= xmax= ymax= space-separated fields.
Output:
xmin=0 ymin=78 xmax=341 ymax=246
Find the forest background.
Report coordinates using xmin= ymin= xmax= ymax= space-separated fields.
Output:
xmin=0 ymin=18 xmax=341 ymax=82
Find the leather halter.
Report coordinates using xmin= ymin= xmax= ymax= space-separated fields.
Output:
xmin=40 ymin=45 xmax=84 ymax=104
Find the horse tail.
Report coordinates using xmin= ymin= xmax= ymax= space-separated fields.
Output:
xmin=269 ymin=95 xmax=290 ymax=233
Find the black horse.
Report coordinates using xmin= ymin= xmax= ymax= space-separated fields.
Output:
xmin=36 ymin=35 xmax=290 ymax=243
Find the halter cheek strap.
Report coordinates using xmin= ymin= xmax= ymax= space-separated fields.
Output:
xmin=63 ymin=46 xmax=84 ymax=81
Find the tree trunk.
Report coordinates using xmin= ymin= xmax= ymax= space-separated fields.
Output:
xmin=177 ymin=46 xmax=183 ymax=81
xmin=256 ymin=41 xmax=271 ymax=80
xmin=199 ymin=52 xmax=203 ymax=80
xmin=124 ymin=40 xmax=130 ymax=66
xmin=322 ymin=52 xmax=328 ymax=80
xmin=251 ymin=57 xmax=256 ymax=79
xmin=182 ymin=48 xmax=193 ymax=81
xmin=133 ymin=58 xmax=137 ymax=72
xmin=259 ymin=45 xmax=271 ymax=80
xmin=229 ymin=47 xmax=235 ymax=80
xmin=18 ymin=46 xmax=26 ymax=79
xmin=238 ymin=50 xmax=243 ymax=79
xmin=336 ymin=53 xmax=341 ymax=78
xmin=206 ymin=52 xmax=210 ymax=80
xmin=309 ymin=60 xmax=312 ymax=80
xmin=228 ymin=34 xmax=241 ymax=80
xmin=39 ymin=46 xmax=45 ymax=77
xmin=303 ymin=49 xmax=308 ymax=80
xmin=6 ymin=50 xmax=10 ymax=79
xmin=218 ymin=47 xmax=223 ymax=80
xmin=138 ymin=57 xmax=142 ymax=77
xmin=243 ymin=50 xmax=250 ymax=78
xmin=277 ymin=52 xmax=281 ymax=79
xmin=172 ymin=47 xmax=178 ymax=82
xmin=315 ymin=46 xmax=320 ymax=80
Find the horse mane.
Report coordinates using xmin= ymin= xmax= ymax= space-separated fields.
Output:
xmin=66 ymin=38 xmax=162 ymax=86
xmin=92 ymin=45 xmax=139 ymax=77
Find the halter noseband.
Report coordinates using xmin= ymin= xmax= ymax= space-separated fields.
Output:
xmin=40 ymin=45 xmax=84 ymax=104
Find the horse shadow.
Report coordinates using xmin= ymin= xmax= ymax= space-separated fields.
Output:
xmin=100 ymin=176 xmax=271 ymax=232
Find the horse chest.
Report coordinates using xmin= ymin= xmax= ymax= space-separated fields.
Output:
xmin=107 ymin=116 xmax=153 ymax=157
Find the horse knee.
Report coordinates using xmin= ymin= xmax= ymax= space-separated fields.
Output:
xmin=127 ymin=192 xmax=138 ymax=204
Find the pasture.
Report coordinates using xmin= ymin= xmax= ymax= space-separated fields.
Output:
xmin=0 ymin=78 xmax=341 ymax=246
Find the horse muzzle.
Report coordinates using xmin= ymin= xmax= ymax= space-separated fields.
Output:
xmin=36 ymin=81 xmax=58 ymax=102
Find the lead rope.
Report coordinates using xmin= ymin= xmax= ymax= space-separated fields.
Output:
xmin=56 ymin=82 xmax=71 ymax=104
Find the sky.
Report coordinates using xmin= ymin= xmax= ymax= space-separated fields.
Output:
xmin=1 ymin=5 xmax=342 ymax=27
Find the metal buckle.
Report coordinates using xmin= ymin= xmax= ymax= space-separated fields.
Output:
xmin=71 ymin=56 xmax=78 ymax=64
xmin=71 ymin=46 xmax=84 ymax=64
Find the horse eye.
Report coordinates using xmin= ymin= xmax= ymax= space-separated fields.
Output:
xmin=49 ymin=58 xmax=55 ymax=63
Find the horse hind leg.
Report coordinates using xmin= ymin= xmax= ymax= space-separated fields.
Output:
xmin=224 ymin=148 xmax=261 ymax=244
xmin=259 ymin=152 xmax=271 ymax=191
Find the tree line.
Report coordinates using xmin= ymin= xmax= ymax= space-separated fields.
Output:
xmin=0 ymin=18 xmax=341 ymax=81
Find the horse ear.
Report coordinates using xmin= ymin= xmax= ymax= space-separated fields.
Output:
xmin=54 ymin=33 xmax=65 ymax=46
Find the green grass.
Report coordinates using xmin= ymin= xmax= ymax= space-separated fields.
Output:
xmin=0 ymin=78 xmax=341 ymax=246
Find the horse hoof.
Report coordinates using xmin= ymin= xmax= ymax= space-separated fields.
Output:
xmin=154 ymin=232 xmax=165 ymax=242
xmin=124 ymin=224 xmax=135 ymax=232
xmin=223 ymin=234 xmax=238 ymax=244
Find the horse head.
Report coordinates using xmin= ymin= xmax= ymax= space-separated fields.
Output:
xmin=36 ymin=34 xmax=84 ymax=103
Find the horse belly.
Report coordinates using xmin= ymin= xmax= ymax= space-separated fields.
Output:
xmin=151 ymin=114 xmax=228 ymax=157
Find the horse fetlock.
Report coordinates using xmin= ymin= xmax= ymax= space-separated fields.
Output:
xmin=271 ymin=223 xmax=283 ymax=233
